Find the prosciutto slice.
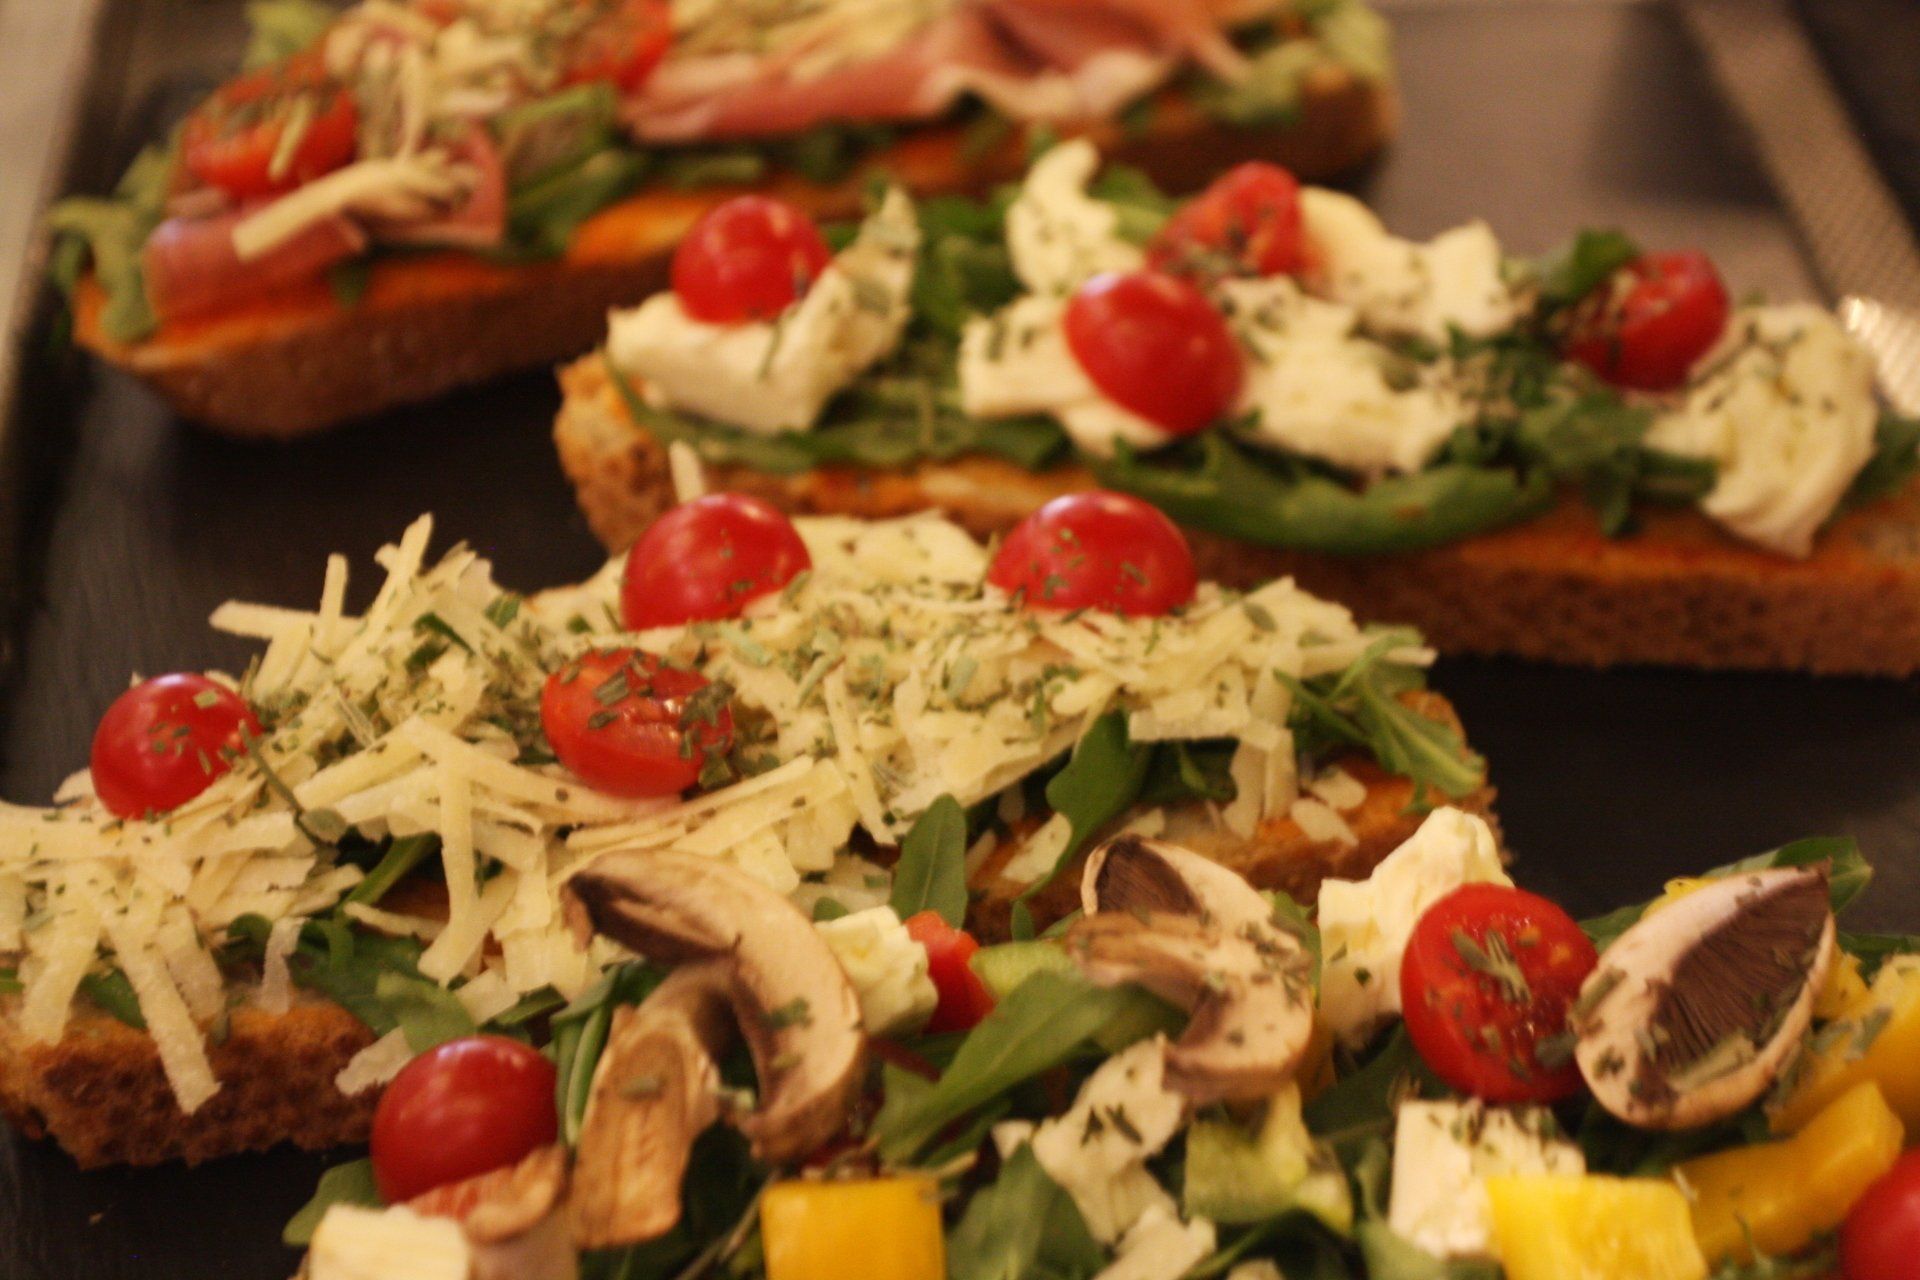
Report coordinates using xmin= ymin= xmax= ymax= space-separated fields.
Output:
xmin=628 ymin=0 xmax=1258 ymax=142
xmin=142 ymin=211 xmax=364 ymax=322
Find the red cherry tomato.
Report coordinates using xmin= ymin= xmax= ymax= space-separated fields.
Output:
xmin=620 ymin=494 xmax=812 ymax=630
xmin=561 ymin=0 xmax=673 ymax=92
xmin=1561 ymin=250 xmax=1731 ymax=392
xmin=540 ymin=650 xmax=734 ymax=797
xmin=670 ymin=196 xmax=834 ymax=325
xmin=370 ymin=1036 xmax=558 ymax=1204
xmin=1063 ymin=271 xmax=1242 ymax=435
xmin=903 ymin=911 xmax=997 ymax=1035
xmin=89 ymin=674 xmax=262 ymax=819
xmin=987 ymin=491 xmax=1198 ymax=616
xmin=1399 ymin=883 xmax=1598 ymax=1104
xmin=181 ymin=55 xmax=359 ymax=201
xmin=1842 ymin=1151 xmax=1920 ymax=1280
xmin=1148 ymin=162 xmax=1306 ymax=280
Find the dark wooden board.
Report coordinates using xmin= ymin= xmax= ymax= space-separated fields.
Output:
xmin=0 ymin=2 xmax=1914 ymax=1277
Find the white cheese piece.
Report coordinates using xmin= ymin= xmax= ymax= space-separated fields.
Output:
xmin=1030 ymin=1036 xmax=1188 ymax=1244
xmin=1647 ymin=304 xmax=1879 ymax=556
xmin=1317 ymin=806 xmax=1509 ymax=1043
xmin=335 ymin=1028 xmax=415 ymax=1097
xmin=1388 ymin=1100 xmax=1585 ymax=1258
xmin=1300 ymin=189 xmax=1519 ymax=342
xmin=1094 ymin=1203 xmax=1217 ymax=1280
xmin=958 ymin=294 xmax=1172 ymax=458
xmin=1005 ymin=139 xmax=1145 ymax=296
xmin=605 ymin=187 xmax=919 ymax=435
xmin=815 ymin=906 xmax=938 ymax=1036
xmin=232 ymin=157 xmax=453 ymax=259
xmin=1288 ymin=797 xmax=1357 ymax=847
xmin=307 ymin=1203 xmax=471 ymax=1280
xmin=1221 ymin=276 xmax=1467 ymax=476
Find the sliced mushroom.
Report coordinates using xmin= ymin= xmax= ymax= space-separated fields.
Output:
xmin=1066 ymin=911 xmax=1314 ymax=1104
xmin=409 ymin=1144 xmax=576 ymax=1280
xmin=570 ymin=963 xmax=734 ymax=1251
xmin=1572 ymin=865 xmax=1835 ymax=1130
xmin=1084 ymin=834 xmax=1280 ymax=935
xmin=563 ymin=851 xmax=866 ymax=1163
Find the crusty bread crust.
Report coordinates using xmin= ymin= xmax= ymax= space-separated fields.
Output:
xmin=0 ymin=996 xmax=376 ymax=1169
xmin=556 ymin=355 xmax=1920 ymax=674
xmin=73 ymin=73 xmax=1395 ymax=438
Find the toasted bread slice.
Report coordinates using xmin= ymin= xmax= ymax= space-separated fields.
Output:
xmin=72 ymin=75 xmax=1394 ymax=439
xmin=555 ymin=355 xmax=1920 ymax=674
xmin=0 ymin=996 xmax=376 ymax=1169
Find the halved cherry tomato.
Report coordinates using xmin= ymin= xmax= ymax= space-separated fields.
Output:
xmin=1148 ymin=162 xmax=1306 ymax=279
xmin=1843 ymin=1151 xmax=1920 ymax=1280
xmin=1063 ymin=271 xmax=1241 ymax=435
xmin=671 ymin=197 xmax=834 ymax=325
xmin=1561 ymin=250 xmax=1731 ymax=392
xmin=903 ymin=911 xmax=996 ymax=1034
xmin=89 ymin=674 xmax=262 ymax=819
xmin=561 ymin=0 xmax=673 ymax=93
xmin=181 ymin=55 xmax=359 ymax=201
xmin=1399 ymin=883 xmax=1598 ymax=1104
xmin=620 ymin=494 xmax=812 ymax=630
xmin=987 ymin=491 xmax=1197 ymax=616
xmin=370 ymin=1036 xmax=558 ymax=1204
xmin=540 ymin=650 xmax=734 ymax=797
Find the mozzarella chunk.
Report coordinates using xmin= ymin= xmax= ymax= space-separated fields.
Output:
xmin=308 ymin=1204 xmax=470 ymax=1280
xmin=1300 ymin=189 xmax=1519 ymax=342
xmin=815 ymin=905 xmax=938 ymax=1036
xmin=1094 ymin=1203 xmax=1218 ymax=1280
xmin=1388 ymin=1100 xmax=1586 ymax=1258
xmin=606 ymin=187 xmax=919 ymax=435
xmin=1030 ymin=1036 xmax=1188 ymax=1243
xmin=1647 ymin=304 xmax=1879 ymax=557
xmin=958 ymin=294 xmax=1172 ymax=457
xmin=1316 ymin=806 xmax=1509 ymax=1042
xmin=1006 ymin=139 xmax=1145 ymax=296
xmin=1222 ymin=276 xmax=1468 ymax=475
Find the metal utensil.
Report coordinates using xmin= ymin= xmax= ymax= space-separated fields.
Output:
xmin=1839 ymin=296 xmax=1920 ymax=417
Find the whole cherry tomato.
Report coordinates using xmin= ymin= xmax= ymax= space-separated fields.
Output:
xmin=370 ymin=1036 xmax=558 ymax=1204
xmin=561 ymin=0 xmax=673 ymax=93
xmin=181 ymin=55 xmax=359 ymax=201
xmin=620 ymin=494 xmax=812 ymax=630
xmin=1842 ymin=1150 xmax=1920 ymax=1280
xmin=541 ymin=649 xmax=734 ymax=797
xmin=1561 ymin=250 xmax=1731 ymax=392
xmin=1063 ymin=271 xmax=1242 ymax=435
xmin=1399 ymin=883 xmax=1598 ymax=1104
xmin=1148 ymin=162 xmax=1306 ymax=279
xmin=89 ymin=674 xmax=262 ymax=819
xmin=987 ymin=491 xmax=1198 ymax=616
xmin=903 ymin=911 xmax=997 ymax=1034
xmin=670 ymin=197 xmax=834 ymax=324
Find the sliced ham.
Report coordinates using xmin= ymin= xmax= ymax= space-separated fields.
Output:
xmin=142 ymin=210 xmax=364 ymax=322
xmin=372 ymin=127 xmax=507 ymax=250
xmin=628 ymin=0 xmax=1253 ymax=142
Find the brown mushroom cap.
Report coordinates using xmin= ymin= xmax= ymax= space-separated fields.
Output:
xmin=1573 ymin=865 xmax=1835 ymax=1131
xmin=570 ymin=964 xmax=734 ymax=1251
xmin=563 ymin=851 xmax=866 ymax=1164
xmin=1070 ymin=835 xmax=1314 ymax=1104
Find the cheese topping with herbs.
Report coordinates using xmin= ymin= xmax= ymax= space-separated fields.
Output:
xmin=606 ymin=188 xmax=921 ymax=435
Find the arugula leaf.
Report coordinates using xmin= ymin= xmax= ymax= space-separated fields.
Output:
xmin=0 ymin=968 xmax=19 ymax=995
xmin=46 ymin=138 xmax=177 ymax=343
xmin=1842 ymin=414 xmax=1920 ymax=511
xmin=1096 ymin=433 xmax=1555 ymax=555
xmin=874 ymin=969 xmax=1163 ymax=1161
xmin=1302 ymin=1028 xmax=1436 ymax=1164
xmin=243 ymin=0 xmax=336 ymax=70
xmin=1009 ymin=711 xmax=1153 ymax=937
xmin=1582 ymin=835 xmax=1869 ymax=951
xmin=345 ymin=833 xmax=438 ymax=908
xmin=1573 ymin=1098 xmax=1769 ymax=1178
xmin=891 ymin=794 xmax=970 ymax=927
xmin=283 ymin=1157 xmax=382 ymax=1247
xmin=80 ymin=969 xmax=146 ymax=1029
xmin=1534 ymin=229 xmax=1641 ymax=311
xmin=1137 ymin=740 xmax=1238 ymax=807
xmin=1194 ymin=39 xmax=1320 ymax=126
xmin=549 ymin=962 xmax=663 ymax=1144
xmin=506 ymin=149 xmax=649 ymax=259
xmin=375 ymin=970 xmax=478 ymax=1053
xmin=946 ymin=1144 xmax=1105 ymax=1280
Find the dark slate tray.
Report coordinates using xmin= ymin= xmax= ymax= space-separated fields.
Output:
xmin=0 ymin=2 xmax=1915 ymax=1277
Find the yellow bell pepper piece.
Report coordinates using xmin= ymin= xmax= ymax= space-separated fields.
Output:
xmin=761 ymin=1177 xmax=945 ymax=1280
xmin=1815 ymin=947 xmax=1871 ymax=1020
xmin=1645 ymin=878 xmax=1712 ymax=915
xmin=1772 ymin=956 xmax=1920 ymax=1134
xmin=1485 ymin=1175 xmax=1707 ymax=1280
xmin=1677 ymin=1079 xmax=1904 ymax=1264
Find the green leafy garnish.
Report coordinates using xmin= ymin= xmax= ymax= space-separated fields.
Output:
xmin=1581 ymin=835 xmax=1869 ymax=951
xmin=283 ymin=1158 xmax=382 ymax=1247
xmin=80 ymin=968 xmax=146 ymax=1029
xmin=890 ymin=795 xmax=969 ymax=927
xmin=344 ymin=833 xmax=438 ymax=908
xmin=947 ymin=1144 xmax=1105 ymax=1280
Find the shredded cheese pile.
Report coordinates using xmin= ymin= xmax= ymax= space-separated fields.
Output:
xmin=0 ymin=512 xmax=1417 ymax=1112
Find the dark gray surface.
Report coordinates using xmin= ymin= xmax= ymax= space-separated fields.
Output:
xmin=0 ymin=2 xmax=1916 ymax=1278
